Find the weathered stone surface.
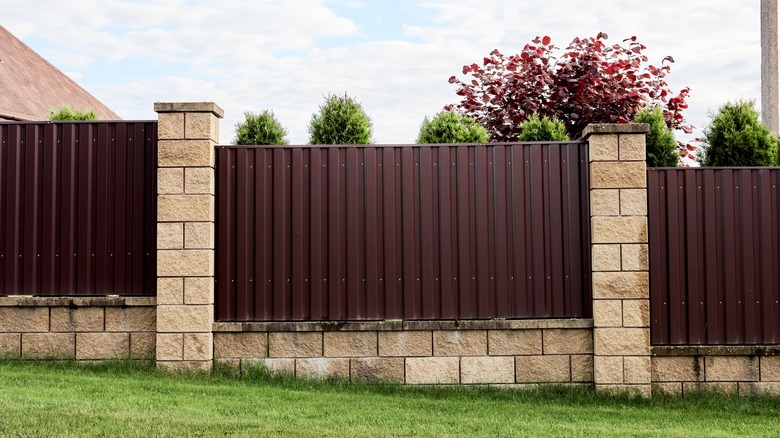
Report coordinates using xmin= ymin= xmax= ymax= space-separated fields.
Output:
xmin=183 ymin=333 xmax=213 ymax=361
xmin=592 ymin=244 xmax=621 ymax=272
xmin=594 ymin=328 xmax=650 ymax=356
xmin=158 ymin=139 xmax=216 ymax=167
xmin=0 ymin=307 xmax=49 ymax=332
xmin=157 ymin=250 xmax=214 ymax=277
xmin=588 ymin=134 xmax=619 ymax=161
xmin=582 ymin=123 xmax=649 ymax=137
xmin=184 ymin=277 xmax=214 ymax=304
xmin=621 ymin=244 xmax=648 ymax=271
xmin=652 ymin=356 xmax=703 ymax=382
xmin=683 ymin=381 xmax=738 ymax=395
xmin=738 ymin=382 xmax=780 ymax=396
xmin=597 ymin=383 xmax=651 ymax=398
xmin=157 ymin=222 xmax=184 ymax=249
xmin=157 ymin=360 xmax=211 ymax=372
xmin=593 ymin=300 xmax=623 ymax=327
xmin=487 ymin=329 xmax=541 ymax=355
xmin=761 ymin=356 xmax=780 ymax=381
xmin=158 ymin=168 xmax=184 ymax=194
xmin=618 ymin=134 xmax=646 ymax=161
xmin=516 ymin=355 xmax=570 ymax=383
xmin=50 ymin=307 xmax=104 ymax=332
xmin=406 ymin=357 xmax=460 ymax=384
xmin=154 ymin=102 xmax=224 ymax=117
xmin=543 ymin=329 xmax=593 ymax=354
xmin=624 ymin=356 xmax=651 ymax=384
xmin=185 ymin=167 xmax=214 ymax=194
xmin=351 ymin=357 xmax=405 ymax=382
xmin=214 ymin=332 xmax=267 ymax=358
xmin=130 ymin=333 xmax=156 ymax=359
xmin=652 ymin=382 xmax=683 ymax=396
xmin=324 ymin=332 xmax=377 ymax=357
xmin=591 ymin=216 xmax=648 ymax=244
xmin=0 ymin=333 xmax=21 ymax=358
xmin=156 ymin=333 xmax=183 ymax=361
xmin=257 ymin=358 xmax=295 ymax=375
xmin=76 ymin=333 xmax=129 ymax=360
xmin=705 ymin=356 xmax=759 ymax=382
xmin=571 ymin=355 xmax=594 ymax=382
xmin=594 ymin=356 xmax=623 ymax=384
xmin=590 ymin=161 xmax=647 ymax=189
xmin=157 ymin=112 xmax=184 ymax=140
xmin=591 ymin=189 xmax=620 ymax=216
xmin=156 ymin=305 xmax=212 ymax=333
xmin=433 ymin=330 xmax=487 ymax=356
xmin=378 ymin=331 xmax=432 ymax=357
xmin=157 ymin=277 xmax=184 ymax=305
xmin=22 ymin=333 xmax=75 ymax=359
xmin=461 ymin=356 xmax=515 ymax=384
xmin=158 ymin=194 xmax=214 ymax=222
xmin=620 ymin=189 xmax=647 ymax=216
xmin=185 ymin=112 xmax=216 ymax=140
xmin=296 ymin=358 xmax=349 ymax=379
xmin=592 ymin=271 xmax=649 ymax=299
xmin=622 ymin=300 xmax=650 ymax=327
xmin=184 ymin=222 xmax=214 ymax=249
xmin=269 ymin=332 xmax=322 ymax=358
xmin=106 ymin=307 xmax=156 ymax=332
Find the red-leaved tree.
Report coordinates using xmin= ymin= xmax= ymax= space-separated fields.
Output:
xmin=447 ymin=33 xmax=694 ymax=161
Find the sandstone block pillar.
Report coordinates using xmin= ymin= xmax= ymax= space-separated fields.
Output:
xmin=584 ymin=123 xmax=651 ymax=396
xmin=154 ymin=102 xmax=223 ymax=370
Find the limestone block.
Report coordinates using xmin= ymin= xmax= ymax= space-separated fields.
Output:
xmin=624 ymin=356 xmax=651 ymax=384
xmin=516 ymin=355 xmax=570 ymax=383
xmin=258 ymin=358 xmax=295 ymax=375
xmin=593 ymin=328 xmax=650 ymax=356
xmin=461 ymin=356 xmax=515 ymax=384
xmin=269 ymin=332 xmax=322 ymax=358
xmin=590 ymin=162 xmax=646 ymax=189
xmin=0 ymin=333 xmax=21 ymax=358
xmin=592 ymin=244 xmax=621 ymax=272
xmin=185 ymin=112 xmax=216 ymax=140
xmin=76 ymin=333 xmax=129 ymax=360
xmin=378 ymin=331 xmax=432 ymax=357
xmin=543 ymin=329 xmax=593 ymax=354
xmin=0 ymin=307 xmax=49 ymax=332
xmin=350 ymin=357 xmax=405 ymax=382
xmin=157 ymin=250 xmax=214 ymax=277
xmin=571 ymin=355 xmax=594 ymax=382
xmin=22 ymin=333 xmax=75 ymax=359
xmin=588 ymin=134 xmax=618 ymax=161
xmin=157 ymin=277 xmax=184 ymax=305
xmin=158 ymin=112 xmax=184 ymax=140
xmin=185 ymin=167 xmax=215 ymax=194
xmin=158 ymin=139 xmax=215 ymax=167
xmin=619 ymin=189 xmax=647 ymax=216
xmin=591 ymin=216 xmax=648 ymax=244
xmin=185 ymin=222 xmax=214 ymax=249
xmin=106 ymin=307 xmax=156 ymax=332
xmin=738 ymin=382 xmax=780 ymax=396
xmin=157 ymin=222 xmax=184 ymax=249
xmin=592 ymin=272 xmax=649 ymax=299
xmin=652 ymin=382 xmax=683 ymax=396
xmin=683 ymin=381 xmax=737 ymax=395
xmin=130 ymin=333 xmax=156 ymax=359
xmin=593 ymin=300 xmax=623 ymax=327
xmin=158 ymin=168 xmax=184 ymax=194
xmin=184 ymin=277 xmax=214 ymax=305
xmin=50 ymin=307 xmax=104 ymax=332
xmin=622 ymin=300 xmax=650 ymax=327
xmin=214 ymin=332 xmax=267 ymax=358
xmin=591 ymin=190 xmax=620 ymax=219
xmin=594 ymin=356 xmax=623 ymax=384
xmin=156 ymin=333 xmax=183 ymax=361
xmin=487 ymin=329 xmax=542 ymax=355
xmin=158 ymin=195 xmax=214 ymax=222
xmin=705 ymin=356 xmax=759 ymax=382
xmin=652 ymin=356 xmax=704 ymax=382
xmin=597 ymin=384 xmax=651 ymax=398
xmin=406 ymin=357 xmax=460 ymax=384
xmin=324 ymin=332 xmax=377 ymax=357
xmin=158 ymin=360 xmax=211 ymax=372
xmin=621 ymin=244 xmax=649 ymax=271
xmin=433 ymin=330 xmax=487 ymax=356
xmin=183 ymin=333 xmax=213 ymax=361
xmin=156 ymin=305 xmax=212 ymax=333
xmin=619 ymin=134 xmax=646 ymax=161
xmin=296 ymin=358 xmax=349 ymax=379
xmin=760 ymin=356 xmax=780 ymax=381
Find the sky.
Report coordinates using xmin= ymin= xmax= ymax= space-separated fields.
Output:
xmin=0 ymin=1 xmax=766 ymax=145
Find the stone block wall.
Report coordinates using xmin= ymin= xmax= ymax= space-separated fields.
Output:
xmin=0 ymin=297 xmax=156 ymax=360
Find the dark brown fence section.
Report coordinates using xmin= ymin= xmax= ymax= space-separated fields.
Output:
xmin=216 ymin=142 xmax=591 ymax=322
xmin=0 ymin=121 xmax=157 ymax=296
xmin=649 ymin=168 xmax=780 ymax=345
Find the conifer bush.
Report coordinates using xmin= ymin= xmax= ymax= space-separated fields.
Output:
xmin=701 ymin=101 xmax=780 ymax=166
xmin=634 ymin=107 xmax=678 ymax=167
xmin=416 ymin=110 xmax=489 ymax=143
xmin=517 ymin=114 xmax=569 ymax=142
xmin=309 ymin=93 xmax=373 ymax=144
xmin=233 ymin=110 xmax=288 ymax=145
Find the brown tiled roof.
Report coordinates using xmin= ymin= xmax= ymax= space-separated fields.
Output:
xmin=0 ymin=25 xmax=120 ymax=121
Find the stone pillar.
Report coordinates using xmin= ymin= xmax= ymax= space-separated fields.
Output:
xmin=583 ymin=124 xmax=651 ymax=396
xmin=154 ymin=102 xmax=223 ymax=370
xmin=762 ymin=0 xmax=779 ymax=134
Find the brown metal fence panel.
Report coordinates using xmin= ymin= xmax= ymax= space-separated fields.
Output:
xmin=0 ymin=121 xmax=157 ymax=296
xmin=649 ymin=168 xmax=780 ymax=345
xmin=216 ymin=142 xmax=591 ymax=321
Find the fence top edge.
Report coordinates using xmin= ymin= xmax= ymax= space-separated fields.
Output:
xmin=216 ymin=140 xmax=587 ymax=149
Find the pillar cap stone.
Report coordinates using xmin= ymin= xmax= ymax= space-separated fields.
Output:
xmin=581 ymin=123 xmax=649 ymax=139
xmin=154 ymin=102 xmax=224 ymax=118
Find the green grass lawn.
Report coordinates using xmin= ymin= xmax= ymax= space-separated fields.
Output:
xmin=0 ymin=360 xmax=778 ymax=437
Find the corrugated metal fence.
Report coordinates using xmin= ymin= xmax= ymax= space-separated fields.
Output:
xmin=0 ymin=121 xmax=157 ymax=296
xmin=216 ymin=142 xmax=591 ymax=321
xmin=649 ymin=168 xmax=780 ymax=345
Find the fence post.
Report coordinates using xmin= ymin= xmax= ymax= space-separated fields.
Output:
xmin=154 ymin=102 xmax=223 ymax=370
xmin=583 ymin=123 xmax=651 ymax=396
